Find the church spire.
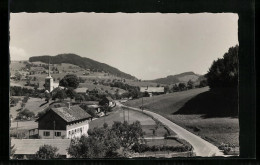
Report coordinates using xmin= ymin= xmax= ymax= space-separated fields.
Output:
xmin=48 ymin=57 xmax=51 ymax=77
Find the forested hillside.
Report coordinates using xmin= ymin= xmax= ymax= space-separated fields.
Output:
xmin=29 ymin=54 xmax=136 ymax=80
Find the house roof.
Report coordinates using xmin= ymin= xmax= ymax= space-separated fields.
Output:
xmin=140 ymin=87 xmax=164 ymax=93
xmin=51 ymin=105 xmax=91 ymax=123
xmin=11 ymin=139 xmax=71 ymax=155
xmin=74 ymin=87 xmax=88 ymax=93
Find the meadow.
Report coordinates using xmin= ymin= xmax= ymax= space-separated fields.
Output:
xmin=125 ymin=87 xmax=239 ymax=147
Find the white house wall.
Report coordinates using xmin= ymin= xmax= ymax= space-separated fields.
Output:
xmin=66 ymin=120 xmax=89 ymax=139
xmin=39 ymin=130 xmax=66 ymax=139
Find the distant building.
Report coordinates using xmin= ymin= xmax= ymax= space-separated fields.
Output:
xmin=36 ymin=105 xmax=91 ymax=139
xmin=99 ymin=97 xmax=115 ymax=107
xmin=74 ymin=87 xmax=88 ymax=95
xmin=140 ymin=86 xmax=164 ymax=97
xmin=11 ymin=139 xmax=71 ymax=159
xmin=87 ymin=104 xmax=101 ymax=113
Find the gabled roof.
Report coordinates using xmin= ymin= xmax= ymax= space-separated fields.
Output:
xmin=140 ymin=87 xmax=165 ymax=93
xmin=51 ymin=105 xmax=91 ymax=123
xmin=11 ymin=139 xmax=71 ymax=155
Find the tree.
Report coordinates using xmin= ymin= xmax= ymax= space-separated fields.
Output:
xmin=187 ymin=80 xmax=194 ymax=89
xmin=53 ymin=89 xmax=67 ymax=101
xmin=68 ymin=126 xmax=120 ymax=158
xmin=59 ymin=74 xmax=79 ymax=89
xmin=178 ymin=83 xmax=186 ymax=91
xmin=172 ymin=84 xmax=179 ymax=92
xmin=34 ymin=83 xmax=39 ymax=90
xmin=111 ymin=121 xmax=145 ymax=149
xmin=35 ymin=144 xmax=59 ymax=159
xmin=14 ymin=72 xmax=22 ymax=81
xmin=66 ymin=88 xmax=76 ymax=100
xmin=199 ymin=79 xmax=208 ymax=88
xmin=16 ymin=108 xmax=35 ymax=120
xmin=75 ymin=94 xmax=85 ymax=102
xmin=206 ymin=45 xmax=238 ymax=89
xmin=164 ymin=85 xmax=170 ymax=93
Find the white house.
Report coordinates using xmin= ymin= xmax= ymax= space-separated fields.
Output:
xmin=36 ymin=105 xmax=91 ymax=139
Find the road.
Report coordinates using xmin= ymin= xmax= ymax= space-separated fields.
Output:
xmin=116 ymin=101 xmax=224 ymax=157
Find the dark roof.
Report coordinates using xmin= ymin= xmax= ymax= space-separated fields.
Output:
xmin=11 ymin=139 xmax=71 ymax=155
xmin=105 ymin=96 xmax=113 ymax=101
xmin=51 ymin=105 xmax=91 ymax=123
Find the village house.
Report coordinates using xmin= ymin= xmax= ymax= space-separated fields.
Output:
xmin=140 ymin=86 xmax=165 ymax=97
xmin=36 ymin=104 xmax=91 ymax=139
xmin=99 ymin=96 xmax=115 ymax=107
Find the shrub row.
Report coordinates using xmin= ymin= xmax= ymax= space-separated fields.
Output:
xmin=132 ymin=143 xmax=192 ymax=153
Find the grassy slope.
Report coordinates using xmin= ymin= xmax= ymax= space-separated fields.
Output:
xmin=89 ymin=106 xmax=175 ymax=138
xmin=125 ymin=87 xmax=239 ymax=147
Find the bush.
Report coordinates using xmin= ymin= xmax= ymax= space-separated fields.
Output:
xmin=206 ymin=45 xmax=238 ymax=89
xmin=131 ymin=144 xmax=192 ymax=153
xmin=16 ymin=109 xmax=35 ymax=120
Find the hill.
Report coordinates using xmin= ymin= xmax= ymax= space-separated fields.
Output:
xmin=124 ymin=87 xmax=239 ymax=148
xmin=29 ymin=53 xmax=136 ymax=80
xmin=149 ymin=72 xmax=204 ymax=84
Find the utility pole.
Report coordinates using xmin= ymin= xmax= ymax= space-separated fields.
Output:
xmin=123 ymin=107 xmax=125 ymax=122
xmin=128 ymin=108 xmax=129 ymax=123
xmin=142 ymin=96 xmax=143 ymax=112
xmin=53 ymin=120 xmax=55 ymax=139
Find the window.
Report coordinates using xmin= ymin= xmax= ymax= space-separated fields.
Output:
xmin=69 ymin=131 xmax=71 ymax=135
xmin=43 ymin=131 xmax=50 ymax=136
xmin=55 ymin=132 xmax=61 ymax=137
xmin=80 ymin=128 xmax=82 ymax=133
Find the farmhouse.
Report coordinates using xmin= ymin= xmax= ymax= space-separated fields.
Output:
xmin=99 ymin=96 xmax=115 ymax=107
xmin=36 ymin=105 xmax=91 ymax=139
xmin=140 ymin=86 xmax=165 ymax=97
xmin=11 ymin=139 xmax=71 ymax=159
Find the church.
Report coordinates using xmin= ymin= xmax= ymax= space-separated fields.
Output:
xmin=44 ymin=60 xmax=60 ymax=93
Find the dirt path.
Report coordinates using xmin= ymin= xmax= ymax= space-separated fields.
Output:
xmin=117 ymin=101 xmax=224 ymax=157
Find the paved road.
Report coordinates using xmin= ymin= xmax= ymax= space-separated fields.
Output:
xmin=116 ymin=101 xmax=224 ymax=157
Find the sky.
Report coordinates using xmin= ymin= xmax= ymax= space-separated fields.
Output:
xmin=10 ymin=13 xmax=238 ymax=80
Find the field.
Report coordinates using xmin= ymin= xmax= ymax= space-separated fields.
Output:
xmin=125 ymin=87 xmax=239 ymax=147
xmin=10 ymin=97 xmax=53 ymax=119
xmin=89 ymin=106 xmax=175 ymax=138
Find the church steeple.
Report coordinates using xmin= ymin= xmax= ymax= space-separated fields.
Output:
xmin=45 ymin=56 xmax=54 ymax=92
xmin=48 ymin=57 xmax=51 ymax=77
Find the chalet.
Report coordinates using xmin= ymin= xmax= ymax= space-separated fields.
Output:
xmin=11 ymin=139 xmax=71 ymax=159
xmin=140 ymin=86 xmax=164 ymax=97
xmin=36 ymin=105 xmax=91 ymax=139
xmin=99 ymin=96 xmax=115 ymax=107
